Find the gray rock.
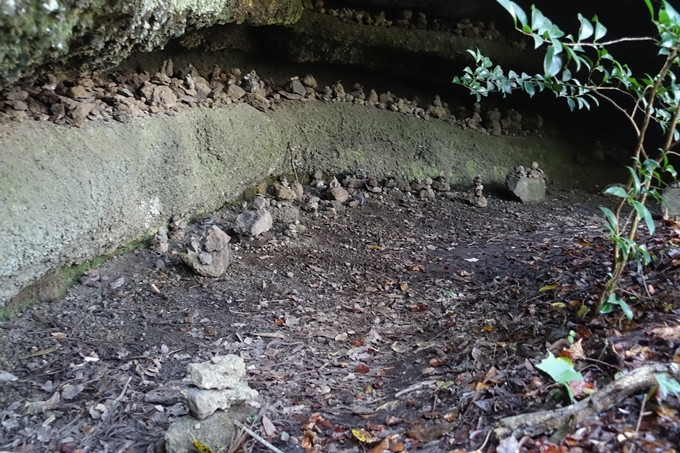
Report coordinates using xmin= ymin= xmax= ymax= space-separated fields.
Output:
xmin=273 ymin=182 xmax=297 ymax=201
xmin=181 ymin=247 xmax=230 ymax=278
xmin=165 ymin=405 xmax=257 ymax=453
xmin=469 ymin=194 xmax=488 ymax=208
xmin=244 ymin=92 xmax=269 ymax=112
xmin=226 ymin=84 xmax=246 ymax=100
xmin=181 ymin=382 xmax=259 ymax=420
xmin=251 ymin=195 xmax=269 ymax=210
xmin=188 ymin=355 xmax=246 ymax=390
xmin=506 ymin=173 xmax=546 ymax=203
xmin=326 ymin=186 xmax=350 ymax=203
xmin=270 ymin=204 xmax=301 ymax=224
xmin=290 ymin=80 xmax=306 ymax=95
xmin=292 ymin=181 xmax=304 ymax=200
xmin=204 ymin=225 xmax=230 ymax=252
xmin=234 ymin=209 xmax=273 ymax=236
xmin=198 ymin=252 xmax=212 ymax=265
xmin=663 ymin=186 xmax=680 ymax=217
xmin=431 ymin=180 xmax=450 ymax=192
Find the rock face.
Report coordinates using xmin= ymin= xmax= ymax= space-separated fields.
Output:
xmin=0 ymin=101 xmax=615 ymax=309
xmin=0 ymin=0 xmax=303 ymax=89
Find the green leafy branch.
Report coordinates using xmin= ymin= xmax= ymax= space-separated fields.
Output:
xmin=453 ymin=0 xmax=680 ymax=316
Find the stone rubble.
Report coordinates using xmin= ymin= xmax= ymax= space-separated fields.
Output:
xmin=0 ymin=60 xmax=546 ymax=139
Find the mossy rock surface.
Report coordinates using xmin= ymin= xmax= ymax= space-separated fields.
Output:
xmin=0 ymin=0 xmax=303 ymax=89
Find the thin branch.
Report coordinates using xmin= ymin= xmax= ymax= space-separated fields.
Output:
xmin=568 ymin=37 xmax=657 ymax=47
xmin=517 ymin=31 xmax=656 ymax=47
xmin=661 ymin=104 xmax=680 ymax=153
xmin=591 ymin=90 xmax=640 ymax=137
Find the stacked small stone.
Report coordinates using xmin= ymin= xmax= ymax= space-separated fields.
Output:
xmin=469 ymin=175 xmax=487 ymax=208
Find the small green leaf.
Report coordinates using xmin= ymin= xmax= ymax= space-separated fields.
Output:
xmin=593 ymin=16 xmax=607 ymax=41
xmin=600 ymin=207 xmax=618 ymax=234
xmin=663 ymin=1 xmax=680 ymax=26
xmin=643 ymin=0 xmax=654 ymax=18
xmin=617 ymin=296 xmax=634 ymax=320
xmin=603 ymin=186 xmax=628 ymax=198
xmin=656 ymin=374 xmax=680 ymax=400
xmin=544 ymin=45 xmax=563 ymax=77
xmin=567 ymin=97 xmax=576 ymax=111
xmin=497 ymin=0 xmax=528 ymax=27
xmin=536 ymin=352 xmax=583 ymax=403
xmin=577 ymin=14 xmax=593 ymax=40
xmin=524 ymin=81 xmax=536 ymax=97
xmin=532 ymin=33 xmax=544 ymax=49
xmin=632 ymin=200 xmax=655 ymax=236
xmin=531 ymin=7 xmax=546 ymax=31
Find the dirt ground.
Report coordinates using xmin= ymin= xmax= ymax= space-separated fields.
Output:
xmin=1 ymin=183 xmax=680 ymax=453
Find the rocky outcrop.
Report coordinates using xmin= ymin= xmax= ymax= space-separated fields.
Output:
xmin=0 ymin=101 xmax=620 ymax=311
xmin=0 ymin=0 xmax=303 ymax=89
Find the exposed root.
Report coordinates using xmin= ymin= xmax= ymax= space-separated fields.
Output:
xmin=495 ymin=362 xmax=680 ymax=438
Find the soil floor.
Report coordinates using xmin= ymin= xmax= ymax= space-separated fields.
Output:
xmin=2 ymin=185 xmax=680 ymax=453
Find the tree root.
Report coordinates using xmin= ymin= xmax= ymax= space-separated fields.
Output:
xmin=494 ymin=363 xmax=680 ymax=439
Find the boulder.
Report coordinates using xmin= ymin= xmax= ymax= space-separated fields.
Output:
xmin=204 ymin=226 xmax=230 ymax=252
xmin=506 ymin=173 xmax=546 ymax=203
xmin=164 ymin=405 xmax=257 ymax=453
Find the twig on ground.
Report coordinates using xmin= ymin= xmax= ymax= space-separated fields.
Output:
xmin=234 ymin=419 xmax=284 ymax=453
xmin=395 ymin=380 xmax=437 ymax=398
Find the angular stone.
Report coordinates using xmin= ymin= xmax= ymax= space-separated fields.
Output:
xmin=292 ymin=181 xmax=304 ymax=200
xmin=273 ymin=183 xmax=297 ymax=201
xmin=5 ymin=90 xmax=29 ymax=101
xmin=226 ymin=84 xmax=246 ymax=100
xmin=181 ymin=382 xmax=259 ymax=420
xmin=180 ymin=246 xmax=230 ymax=278
xmin=165 ymin=405 xmax=257 ymax=453
xmin=204 ymin=226 xmax=230 ymax=252
xmin=506 ymin=174 xmax=545 ymax=203
xmin=244 ymin=92 xmax=270 ymax=112
xmin=431 ymin=180 xmax=450 ymax=192
xmin=326 ymin=186 xmax=350 ymax=203
xmin=193 ymin=76 xmax=211 ymax=100
xmin=290 ymin=80 xmax=306 ymax=95
xmin=234 ymin=209 xmax=273 ymax=236
xmin=152 ymin=85 xmax=177 ymax=109
xmin=188 ymin=355 xmax=246 ymax=390
xmin=69 ymin=86 xmax=90 ymax=99
xmin=198 ymin=251 xmax=212 ymax=265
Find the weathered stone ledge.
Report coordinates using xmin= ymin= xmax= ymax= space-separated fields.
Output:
xmin=0 ymin=101 xmax=618 ymax=308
